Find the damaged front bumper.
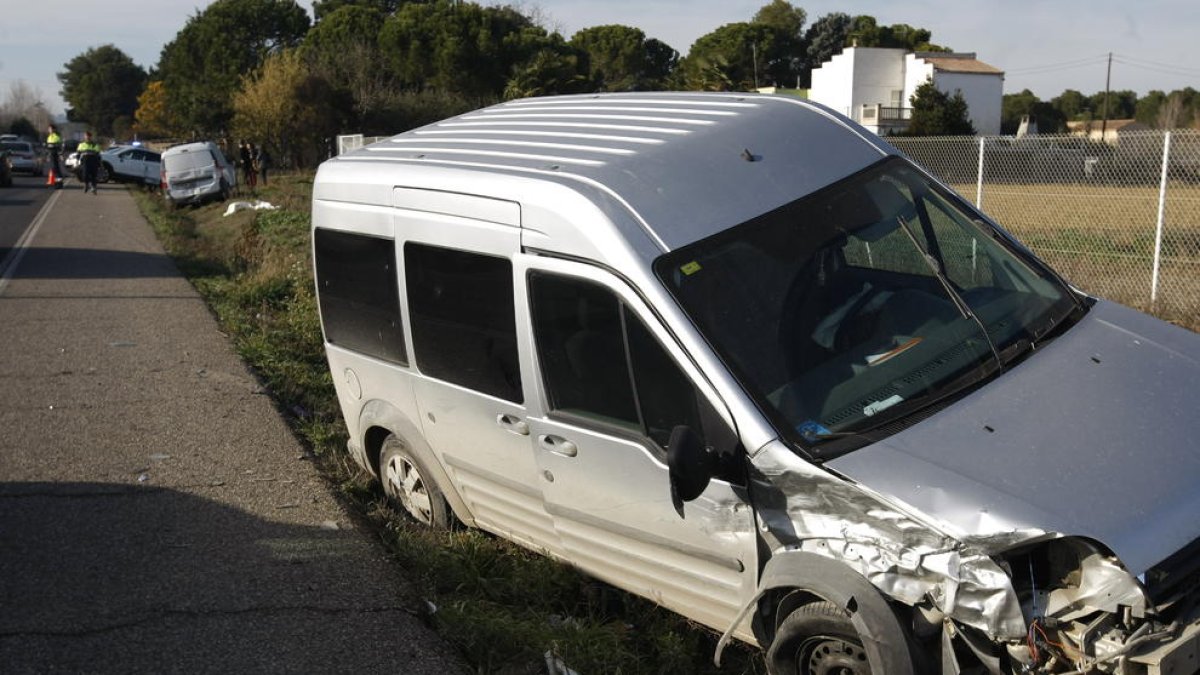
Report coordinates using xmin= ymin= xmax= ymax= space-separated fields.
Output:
xmin=718 ymin=443 xmax=1200 ymax=674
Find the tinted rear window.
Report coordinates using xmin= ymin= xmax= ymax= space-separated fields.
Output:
xmin=405 ymin=243 xmax=521 ymax=402
xmin=314 ymin=228 xmax=407 ymax=365
xmin=164 ymin=151 xmax=213 ymax=172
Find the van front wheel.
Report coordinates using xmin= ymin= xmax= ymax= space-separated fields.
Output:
xmin=767 ymin=601 xmax=871 ymax=675
xmin=379 ymin=436 xmax=451 ymax=529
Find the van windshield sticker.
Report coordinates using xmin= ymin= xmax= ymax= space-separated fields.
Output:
xmin=680 ymin=261 xmax=702 ymax=276
xmin=863 ymin=394 xmax=904 ymax=417
xmin=796 ymin=420 xmax=832 ymax=443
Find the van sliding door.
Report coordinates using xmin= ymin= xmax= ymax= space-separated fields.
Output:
xmin=394 ymin=188 xmax=558 ymax=554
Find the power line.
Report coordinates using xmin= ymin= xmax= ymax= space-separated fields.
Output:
xmin=1112 ymin=56 xmax=1200 ymax=78
xmin=1005 ymin=54 xmax=1110 ymax=76
xmin=1112 ymin=53 xmax=1200 ymax=75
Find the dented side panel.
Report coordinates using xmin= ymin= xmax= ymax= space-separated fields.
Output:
xmin=746 ymin=441 xmax=1029 ymax=640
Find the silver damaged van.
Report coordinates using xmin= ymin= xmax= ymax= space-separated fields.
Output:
xmin=312 ymin=93 xmax=1200 ymax=675
xmin=161 ymin=141 xmax=235 ymax=208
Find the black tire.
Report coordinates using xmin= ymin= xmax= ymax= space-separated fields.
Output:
xmin=98 ymin=164 xmax=111 ymax=183
xmin=379 ymin=435 xmax=452 ymax=529
xmin=767 ymin=601 xmax=872 ymax=675
xmin=219 ymin=179 xmax=231 ymax=201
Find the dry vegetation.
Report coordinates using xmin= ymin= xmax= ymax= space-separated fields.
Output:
xmin=131 ymin=176 xmax=762 ymax=675
xmin=129 ymin=172 xmax=1199 ymax=674
xmin=949 ymin=182 xmax=1200 ymax=330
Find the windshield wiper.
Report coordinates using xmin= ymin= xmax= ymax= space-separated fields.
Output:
xmin=893 ymin=216 xmax=1002 ymax=363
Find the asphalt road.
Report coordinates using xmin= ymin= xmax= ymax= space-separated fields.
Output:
xmin=0 ymin=182 xmax=466 ymax=673
xmin=0 ymin=174 xmax=54 ymax=259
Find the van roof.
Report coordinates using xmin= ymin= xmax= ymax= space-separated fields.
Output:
xmin=163 ymin=141 xmax=217 ymax=155
xmin=325 ymin=92 xmax=896 ymax=252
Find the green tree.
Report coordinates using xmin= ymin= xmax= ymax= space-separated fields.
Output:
xmin=846 ymin=16 xmax=947 ymax=51
xmin=679 ymin=22 xmax=776 ymax=91
xmin=751 ymin=0 xmax=806 ymax=87
xmin=569 ymin=25 xmax=677 ymax=91
xmin=378 ymin=1 xmax=559 ymax=97
xmin=312 ymin=0 xmax=398 ymax=21
xmin=305 ymin=3 xmax=384 ymax=52
xmin=907 ymin=80 xmax=975 ymax=136
xmin=156 ymin=0 xmax=310 ymax=134
xmin=303 ymin=4 xmax=396 ymax=125
xmin=803 ymin=12 xmax=852 ymax=83
xmin=645 ymin=39 xmax=681 ymax=89
xmin=1088 ymin=90 xmax=1137 ymax=121
xmin=1051 ymin=89 xmax=1088 ymax=120
xmin=1001 ymin=89 xmax=1064 ymax=134
xmin=505 ymin=48 xmax=589 ymax=99
xmin=1135 ymin=90 xmax=1167 ymax=126
xmin=57 ymin=45 xmax=147 ymax=135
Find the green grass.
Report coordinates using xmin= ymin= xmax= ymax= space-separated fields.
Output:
xmin=133 ymin=173 xmax=1198 ymax=673
xmin=131 ymin=178 xmax=763 ymax=675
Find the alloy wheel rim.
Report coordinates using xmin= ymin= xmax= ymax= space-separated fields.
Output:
xmin=385 ymin=455 xmax=434 ymax=525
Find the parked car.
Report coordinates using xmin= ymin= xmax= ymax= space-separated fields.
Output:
xmin=1 ymin=140 xmax=43 ymax=175
xmin=312 ymin=93 xmax=1200 ymax=675
xmin=98 ymin=145 xmax=161 ymax=186
xmin=64 ymin=150 xmax=80 ymax=174
xmin=0 ymin=147 xmax=12 ymax=187
xmin=160 ymin=141 xmax=235 ymax=208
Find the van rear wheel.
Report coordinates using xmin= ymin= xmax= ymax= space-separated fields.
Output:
xmin=379 ymin=436 xmax=451 ymax=529
xmin=767 ymin=601 xmax=871 ymax=675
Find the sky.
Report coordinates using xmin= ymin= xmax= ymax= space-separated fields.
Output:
xmin=1 ymin=0 xmax=1197 ymax=117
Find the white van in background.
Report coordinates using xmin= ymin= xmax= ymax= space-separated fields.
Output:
xmin=160 ymin=141 xmax=235 ymax=208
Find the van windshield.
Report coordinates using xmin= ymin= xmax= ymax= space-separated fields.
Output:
xmin=655 ymin=157 xmax=1083 ymax=459
xmin=164 ymin=151 xmax=212 ymax=172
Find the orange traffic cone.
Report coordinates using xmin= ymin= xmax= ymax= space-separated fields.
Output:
xmin=46 ymin=168 xmax=56 ymax=186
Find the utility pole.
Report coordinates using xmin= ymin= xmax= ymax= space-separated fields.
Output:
xmin=752 ymin=43 xmax=759 ymax=90
xmin=1101 ymin=52 xmax=1112 ymax=138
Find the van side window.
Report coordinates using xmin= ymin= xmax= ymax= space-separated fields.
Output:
xmin=313 ymin=228 xmax=407 ymax=365
xmin=405 ymin=243 xmax=522 ymax=403
xmin=530 ymin=273 xmax=741 ymax=475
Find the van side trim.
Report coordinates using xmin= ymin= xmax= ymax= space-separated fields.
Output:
xmin=441 ymin=452 xmax=543 ymax=498
xmin=545 ymin=502 xmax=745 ymax=573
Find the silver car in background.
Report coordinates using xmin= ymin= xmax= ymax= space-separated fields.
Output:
xmin=313 ymin=93 xmax=1200 ymax=675
xmin=1 ymin=140 xmax=44 ymax=176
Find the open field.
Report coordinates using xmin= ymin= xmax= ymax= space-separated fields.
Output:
xmin=946 ymin=182 xmax=1200 ymax=330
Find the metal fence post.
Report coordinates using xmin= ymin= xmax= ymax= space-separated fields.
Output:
xmin=976 ymin=137 xmax=985 ymax=209
xmin=1151 ymin=131 xmax=1172 ymax=303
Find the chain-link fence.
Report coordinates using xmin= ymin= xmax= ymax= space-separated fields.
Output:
xmin=890 ymin=130 xmax=1200 ymax=329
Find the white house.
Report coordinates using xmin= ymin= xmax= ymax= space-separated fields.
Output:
xmin=809 ymin=47 xmax=1003 ymax=136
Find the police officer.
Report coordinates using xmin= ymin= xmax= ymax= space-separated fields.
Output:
xmin=46 ymin=124 xmax=64 ymax=188
xmin=77 ymin=131 xmax=102 ymax=194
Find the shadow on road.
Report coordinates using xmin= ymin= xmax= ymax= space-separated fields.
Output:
xmin=0 ymin=481 xmax=430 ymax=673
xmin=3 ymin=247 xmax=181 ymax=279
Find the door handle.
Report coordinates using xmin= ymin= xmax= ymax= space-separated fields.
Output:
xmin=495 ymin=413 xmax=529 ymax=436
xmin=538 ymin=434 xmax=578 ymax=457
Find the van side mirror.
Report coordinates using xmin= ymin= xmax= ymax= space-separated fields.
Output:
xmin=668 ymin=425 xmax=713 ymax=510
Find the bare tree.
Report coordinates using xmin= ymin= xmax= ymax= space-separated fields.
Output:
xmin=1156 ymin=92 xmax=1185 ymax=130
xmin=0 ymin=80 xmax=52 ymax=132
